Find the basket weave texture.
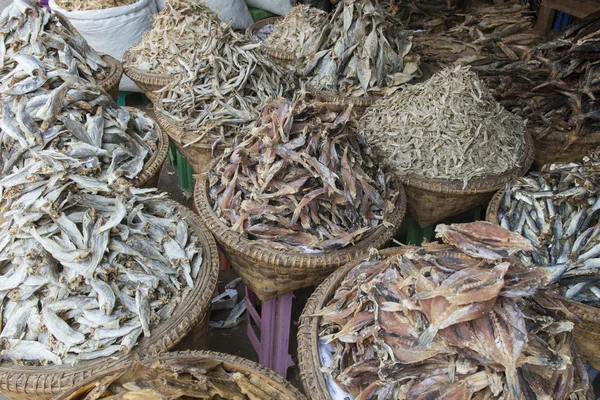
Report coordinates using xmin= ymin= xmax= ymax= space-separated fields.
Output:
xmin=53 ymin=350 xmax=307 ymax=400
xmin=402 ymin=130 xmax=534 ymax=228
xmin=245 ymin=16 xmax=295 ymax=67
xmin=98 ymin=54 xmax=122 ymax=101
xmin=532 ymin=131 xmax=600 ymax=168
xmin=122 ymin=49 xmax=177 ymax=103
xmin=0 ymin=202 xmax=220 ymax=400
xmin=194 ymin=156 xmax=407 ymax=301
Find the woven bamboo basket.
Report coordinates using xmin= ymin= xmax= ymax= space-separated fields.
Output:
xmin=532 ymin=131 xmax=600 ymax=168
xmin=0 ymin=202 xmax=220 ymax=400
xmin=297 ymin=247 xmax=410 ymax=399
xmin=53 ymin=350 xmax=307 ymax=400
xmin=127 ymin=107 xmax=169 ymax=188
xmin=194 ymin=156 xmax=407 ymax=301
xmin=401 ymin=130 xmax=534 ymax=228
xmin=122 ymin=49 xmax=177 ymax=103
xmin=245 ymin=16 xmax=295 ymax=67
xmin=98 ymin=54 xmax=122 ymax=101
xmin=154 ymin=102 xmax=230 ymax=175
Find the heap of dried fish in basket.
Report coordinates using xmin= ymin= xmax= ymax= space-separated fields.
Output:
xmin=54 ymin=0 xmax=137 ymax=11
xmin=259 ymin=5 xmax=327 ymax=59
xmin=359 ymin=66 xmax=532 ymax=227
xmin=481 ymin=13 xmax=600 ymax=166
xmin=56 ymin=351 xmax=307 ymax=400
xmin=195 ymin=96 xmax=406 ymax=300
xmin=298 ymin=222 xmax=594 ymax=400
xmin=0 ymin=0 xmax=122 ymax=98
xmin=298 ymin=0 xmax=420 ymax=100
xmin=413 ymin=4 xmax=541 ymax=68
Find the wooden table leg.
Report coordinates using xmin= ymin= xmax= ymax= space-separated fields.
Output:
xmin=535 ymin=1 xmax=556 ymax=36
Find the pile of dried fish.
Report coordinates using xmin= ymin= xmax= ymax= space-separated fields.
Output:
xmin=494 ymin=154 xmax=600 ymax=307
xmin=159 ymin=22 xmax=294 ymax=143
xmin=207 ymin=97 xmax=398 ymax=252
xmin=262 ymin=5 xmax=327 ymax=56
xmin=54 ymin=0 xmax=138 ymax=11
xmin=298 ymin=0 xmax=420 ymax=97
xmin=317 ymin=222 xmax=592 ymax=399
xmin=481 ymin=12 xmax=600 ymax=142
xmin=359 ymin=66 xmax=526 ymax=186
xmin=69 ymin=359 xmax=294 ymax=399
xmin=413 ymin=4 xmax=541 ymax=68
xmin=0 ymin=187 xmax=203 ymax=365
xmin=0 ymin=0 xmax=109 ymax=83
xmin=128 ymin=0 xmax=231 ymax=75
xmin=411 ymin=0 xmax=462 ymax=14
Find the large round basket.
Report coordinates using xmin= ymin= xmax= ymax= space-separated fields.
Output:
xmin=122 ymin=49 xmax=178 ymax=103
xmin=53 ymin=350 xmax=307 ymax=400
xmin=98 ymin=54 xmax=123 ymax=101
xmin=401 ymin=131 xmax=534 ymax=228
xmin=245 ymin=16 xmax=295 ymax=68
xmin=194 ymin=156 xmax=407 ymax=301
xmin=0 ymin=202 xmax=220 ymax=400
xmin=154 ymin=102 xmax=229 ymax=175
xmin=297 ymin=247 xmax=409 ymax=399
xmin=128 ymin=107 xmax=169 ymax=188
xmin=532 ymin=131 xmax=600 ymax=168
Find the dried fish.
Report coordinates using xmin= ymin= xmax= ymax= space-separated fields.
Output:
xmin=262 ymin=5 xmax=327 ymax=56
xmin=316 ymin=222 xmax=589 ymax=399
xmin=360 ymin=66 xmax=526 ymax=187
xmin=207 ymin=96 xmax=398 ymax=252
xmin=54 ymin=0 xmax=138 ymax=11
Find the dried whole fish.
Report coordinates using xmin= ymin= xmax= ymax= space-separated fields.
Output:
xmin=66 ymin=358 xmax=295 ymax=399
xmin=207 ymin=96 xmax=398 ymax=252
xmin=262 ymin=5 xmax=327 ymax=56
xmin=0 ymin=0 xmax=109 ymax=83
xmin=54 ymin=0 xmax=138 ymax=11
xmin=298 ymin=0 xmax=420 ymax=97
xmin=316 ymin=222 xmax=591 ymax=399
xmin=359 ymin=66 xmax=526 ymax=187
xmin=494 ymin=153 xmax=600 ymax=307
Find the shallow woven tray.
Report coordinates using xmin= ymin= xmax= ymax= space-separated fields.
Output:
xmin=154 ymin=102 xmax=229 ymax=175
xmin=98 ymin=54 xmax=123 ymax=101
xmin=0 ymin=202 xmax=220 ymax=400
xmin=127 ymin=107 xmax=169 ymax=188
xmin=532 ymin=130 xmax=600 ymax=168
xmin=194 ymin=156 xmax=407 ymax=301
xmin=297 ymin=247 xmax=410 ymax=399
xmin=245 ymin=16 xmax=295 ymax=67
xmin=122 ymin=48 xmax=178 ymax=103
xmin=53 ymin=350 xmax=307 ymax=400
xmin=401 ymin=130 xmax=535 ymax=228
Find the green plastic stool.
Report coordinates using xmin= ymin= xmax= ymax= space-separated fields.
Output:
xmin=249 ymin=7 xmax=276 ymax=22
xmin=175 ymin=149 xmax=194 ymax=192
xmin=405 ymin=217 xmax=434 ymax=245
xmin=117 ymin=91 xmax=151 ymax=107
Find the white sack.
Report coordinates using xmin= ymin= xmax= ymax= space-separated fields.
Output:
xmin=206 ymin=0 xmax=253 ymax=30
xmin=244 ymin=0 xmax=294 ymax=16
xmin=155 ymin=0 xmax=166 ymax=11
xmin=49 ymin=0 xmax=157 ymax=92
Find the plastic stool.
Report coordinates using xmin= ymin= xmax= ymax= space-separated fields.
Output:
xmin=117 ymin=91 xmax=151 ymax=107
xmin=245 ymin=288 xmax=294 ymax=377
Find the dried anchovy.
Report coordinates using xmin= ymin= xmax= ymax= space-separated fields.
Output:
xmin=208 ymin=97 xmax=398 ymax=253
xmin=263 ymin=5 xmax=327 ymax=56
xmin=128 ymin=0 xmax=232 ymax=75
xmin=0 ymin=0 xmax=109 ymax=83
xmin=318 ymin=222 xmax=591 ymax=400
xmin=359 ymin=66 xmax=526 ymax=186
xmin=67 ymin=359 xmax=293 ymax=399
xmin=54 ymin=0 xmax=138 ymax=11
xmin=496 ymin=153 xmax=600 ymax=306
xmin=159 ymin=24 xmax=295 ymax=143
xmin=298 ymin=0 xmax=420 ymax=97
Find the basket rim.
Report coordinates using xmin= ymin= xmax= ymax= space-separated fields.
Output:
xmin=128 ymin=107 xmax=169 ymax=188
xmin=53 ymin=350 xmax=307 ymax=400
xmin=245 ymin=16 xmax=297 ymax=61
xmin=0 ymin=201 xmax=220 ymax=396
xmin=485 ymin=189 xmax=503 ymax=225
xmin=122 ymin=48 xmax=179 ymax=87
xmin=193 ymin=155 xmax=407 ymax=270
xmin=97 ymin=54 xmax=123 ymax=93
xmin=400 ymin=130 xmax=535 ymax=195
xmin=534 ymin=129 xmax=600 ymax=143
xmin=297 ymin=247 xmax=412 ymax=399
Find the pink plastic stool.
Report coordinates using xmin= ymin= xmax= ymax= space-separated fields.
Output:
xmin=245 ymin=288 xmax=294 ymax=377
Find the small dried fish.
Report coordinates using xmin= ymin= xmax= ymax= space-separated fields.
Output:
xmin=360 ymin=66 xmax=526 ymax=187
xmin=54 ymin=0 xmax=138 ymax=11
xmin=262 ymin=5 xmax=327 ymax=56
